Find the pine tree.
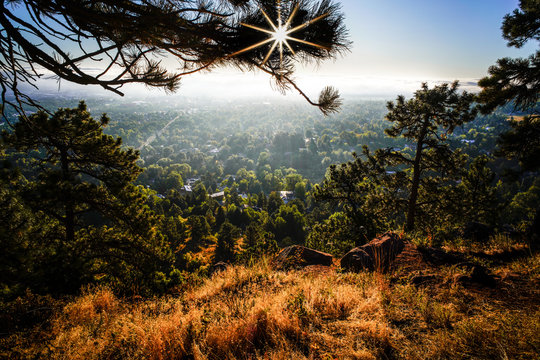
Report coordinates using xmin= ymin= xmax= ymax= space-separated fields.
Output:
xmin=496 ymin=116 xmax=540 ymax=171
xmin=0 ymin=0 xmax=349 ymax=116
xmin=477 ymin=0 xmax=540 ymax=242
xmin=313 ymin=146 xmax=387 ymax=239
xmin=458 ymin=156 xmax=500 ymax=225
xmin=187 ymin=215 xmax=212 ymax=248
xmin=384 ymin=82 xmax=477 ymax=231
xmin=2 ymin=102 xmax=172 ymax=293
xmin=242 ymin=222 xmax=278 ymax=260
xmin=477 ymin=0 xmax=539 ymax=170
xmin=477 ymin=0 xmax=539 ymax=114
xmin=214 ymin=221 xmax=240 ymax=263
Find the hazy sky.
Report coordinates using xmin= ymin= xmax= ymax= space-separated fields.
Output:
xmin=172 ymin=0 xmax=538 ymax=100
xmin=26 ymin=0 xmax=538 ymax=100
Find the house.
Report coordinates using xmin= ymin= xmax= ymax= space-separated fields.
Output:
xmin=186 ymin=177 xmax=200 ymax=186
xmin=280 ymin=191 xmax=295 ymax=204
xmin=210 ymin=191 xmax=225 ymax=199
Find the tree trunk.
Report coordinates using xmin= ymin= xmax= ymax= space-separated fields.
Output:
xmin=405 ymin=122 xmax=428 ymax=231
xmin=61 ymin=149 xmax=75 ymax=244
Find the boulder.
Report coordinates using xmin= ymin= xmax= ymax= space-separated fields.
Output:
xmin=469 ymin=265 xmax=496 ymax=287
xmin=462 ymin=222 xmax=493 ymax=243
xmin=360 ymin=232 xmax=405 ymax=272
xmin=340 ymin=247 xmax=373 ymax=272
xmin=417 ymin=246 xmax=464 ymax=266
xmin=454 ymin=264 xmax=497 ymax=287
xmin=340 ymin=232 xmax=405 ymax=273
xmin=273 ymin=245 xmax=333 ymax=270
xmin=212 ymin=261 xmax=228 ymax=273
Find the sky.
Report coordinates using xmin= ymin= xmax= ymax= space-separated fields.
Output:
xmin=23 ymin=0 xmax=538 ymax=101
xmin=158 ymin=0 xmax=538 ymax=100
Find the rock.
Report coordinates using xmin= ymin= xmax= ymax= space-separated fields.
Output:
xmin=360 ymin=232 xmax=405 ymax=272
xmin=462 ymin=222 xmax=493 ymax=243
xmin=340 ymin=232 xmax=405 ymax=273
xmin=273 ymin=245 xmax=333 ymax=270
xmin=212 ymin=261 xmax=228 ymax=273
xmin=340 ymin=248 xmax=373 ymax=272
xmin=454 ymin=264 xmax=496 ymax=287
xmin=469 ymin=265 xmax=496 ymax=287
xmin=392 ymin=242 xmax=426 ymax=273
xmin=417 ymin=246 xmax=464 ymax=266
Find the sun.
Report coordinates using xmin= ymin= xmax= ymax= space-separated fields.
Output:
xmin=229 ymin=1 xmax=330 ymax=68
xmin=273 ymin=25 xmax=288 ymax=43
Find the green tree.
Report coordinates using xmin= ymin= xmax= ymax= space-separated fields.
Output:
xmin=267 ymin=191 xmax=284 ymax=215
xmin=476 ymin=0 xmax=540 ymax=236
xmin=384 ymin=82 xmax=477 ymax=231
xmin=313 ymin=147 xmax=388 ymax=239
xmin=306 ymin=212 xmax=357 ymax=256
xmin=497 ymin=115 xmax=540 ymax=172
xmin=477 ymin=0 xmax=539 ymax=171
xmin=477 ymin=0 xmax=539 ymax=114
xmin=214 ymin=221 xmax=240 ymax=263
xmin=459 ymin=156 xmax=500 ymax=224
xmin=187 ymin=215 xmax=211 ymax=248
xmin=432 ymin=155 xmax=501 ymax=237
xmin=507 ymin=178 xmax=540 ymax=227
xmin=273 ymin=204 xmax=306 ymax=245
xmin=1 ymin=102 xmax=172 ymax=293
xmin=241 ymin=222 xmax=278 ymax=261
xmin=294 ymin=181 xmax=307 ymax=201
xmin=3 ymin=102 xmax=140 ymax=244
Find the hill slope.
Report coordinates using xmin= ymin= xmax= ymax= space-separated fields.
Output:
xmin=2 ymin=252 xmax=539 ymax=360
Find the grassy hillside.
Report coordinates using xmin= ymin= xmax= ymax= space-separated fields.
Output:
xmin=2 ymin=247 xmax=539 ymax=360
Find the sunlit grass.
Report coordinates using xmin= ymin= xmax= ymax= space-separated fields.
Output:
xmin=3 ymin=253 xmax=539 ymax=359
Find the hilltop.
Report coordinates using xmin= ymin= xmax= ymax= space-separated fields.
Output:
xmin=2 ymin=238 xmax=538 ymax=360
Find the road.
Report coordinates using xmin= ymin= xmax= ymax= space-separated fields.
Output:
xmin=139 ymin=114 xmax=181 ymax=149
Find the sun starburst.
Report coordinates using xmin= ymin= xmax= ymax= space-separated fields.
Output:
xmin=229 ymin=1 xmax=330 ymax=68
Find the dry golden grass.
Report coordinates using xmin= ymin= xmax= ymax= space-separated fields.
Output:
xmin=3 ymin=253 xmax=540 ymax=359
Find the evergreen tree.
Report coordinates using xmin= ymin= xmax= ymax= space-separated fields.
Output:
xmin=497 ymin=115 xmax=540 ymax=172
xmin=214 ymin=206 xmax=227 ymax=231
xmin=214 ymin=221 xmax=240 ymax=263
xmin=257 ymin=191 xmax=268 ymax=210
xmin=457 ymin=156 xmax=500 ymax=225
xmin=384 ymin=82 xmax=477 ymax=231
xmin=431 ymin=155 xmax=501 ymax=238
xmin=241 ymin=222 xmax=278 ymax=260
xmin=305 ymin=212 xmax=357 ymax=255
xmin=273 ymin=203 xmax=306 ymax=245
xmin=477 ymin=0 xmax=540 ymax=240
xmin=187 ymin=215 xmax=212 ymax=248
xmin=267 ymin=191 xmax=284 ymax=215
xmin=477 ymin=0 xmax=539 ymax=114
xmin=477 ymin=0 xmax=539 ymax=171
xmin=313 ymin=147 xmax=389 ymax=239
xmin=1 ymin=102 xmax=172 ymax=293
